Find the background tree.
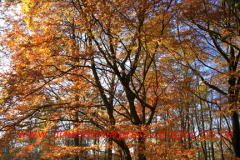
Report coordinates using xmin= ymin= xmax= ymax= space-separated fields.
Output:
xmin=171 ymin=0 xmax=240 ymax=158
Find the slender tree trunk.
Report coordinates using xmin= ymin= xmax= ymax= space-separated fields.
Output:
xmin=74 ymin=111 xmax=80 ymax=160
xmin=106 ymin=138 xmax=112 ymax=160
xmin=209 ymin=91 xmax=215 ymax=160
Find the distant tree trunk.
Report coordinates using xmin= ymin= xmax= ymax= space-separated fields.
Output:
xmin=200 ymin=100 xmax=207 ymax=160
xmin=209 ymin=92 xmax=215 ymax=160
xmin=74 ymin=111 xmax=80 ymax=160
xmin=106 ymin=138 xmax=112 ymax=160
xmin=219 ymin=114 xmax=225 ymax=160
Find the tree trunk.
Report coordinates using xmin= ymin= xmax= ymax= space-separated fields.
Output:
xmin=231 ymin=111 xmax=240 ymax=157
xmin=137 ymin=134 xmax=146 ymax=160
xmin=74 ymin=111 xmax=80 ymax=160
xmin=106 ymin=138 xmax=112 ymax=160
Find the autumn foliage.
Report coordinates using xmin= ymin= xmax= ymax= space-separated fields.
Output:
xmin=0 ymin=0 xmax=240 ymax=159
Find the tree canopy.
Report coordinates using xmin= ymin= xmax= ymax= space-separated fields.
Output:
xmin=0 ymin=0 xmax=240 ymax=159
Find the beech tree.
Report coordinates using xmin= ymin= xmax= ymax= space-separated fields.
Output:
xmin=173 ymin=0 xmax=240 ymax=158
xmin=0 ymin=0 xmax=239 ymax=159
xmin=0 ymin=0 xmax=180 ymax=159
